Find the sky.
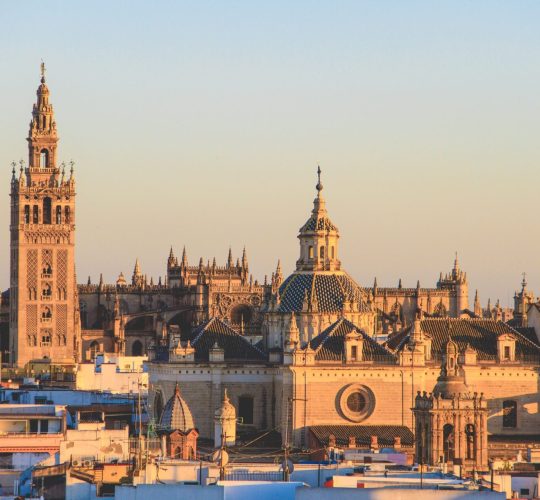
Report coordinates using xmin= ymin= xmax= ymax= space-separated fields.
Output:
xmin=0 ymin=1 xmax=539 ymax=306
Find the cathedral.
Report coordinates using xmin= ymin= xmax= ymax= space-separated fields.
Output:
xmin=3 ymin=69 xmax=540 ymax=470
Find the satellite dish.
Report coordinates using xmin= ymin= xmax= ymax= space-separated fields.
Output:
xmin=280 ymin=459 xmax=294 ymax=474
xmin=212 ymin=449 xmax=229 ymax=467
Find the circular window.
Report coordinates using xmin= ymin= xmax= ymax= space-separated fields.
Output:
xmin=347 ymin=392 xmax=366 ymax=413
xmin=339 ymin=384 xmax=375 ymax=422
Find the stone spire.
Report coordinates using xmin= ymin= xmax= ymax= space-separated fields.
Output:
xmin=241 ymin=246 xmax=248 ymax=270
xmin=474 ymin=290 xmax=482 ymax=317
xmin=132 ymin=258 xmax=143 ymax=286
xmin=168 ymin=246 xmax=175 ymax=269
xmin=227 ymin=247 xmax=233 ymax=269
xmin=181 ymin=246 xmax=188 ymax=268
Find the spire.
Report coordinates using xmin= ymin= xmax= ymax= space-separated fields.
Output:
xmin=227 ymin=247 xmax=233 ymax=269
xmin=181 ymin=246 xmax=188 ymax=267
xmin=28 ymin=61 xmax=58 ymax=171
xmin=521 ymin=272 xmax=527 ymax=291
xmin=168 ymin=246 xmax=175 ymax=268
xmin=316 ymin=164 xmax=323 ymax=194
xmin=474 ymin=289 xmax=482 ymax=317
xmin=241 ymin=246 xmax=248 ymax=269
xmin=453 ymin=251 xmax=459 ymax=272
xmin=398 ymin=278 xmax=402 ymax=289
xmin=132 ymin=259 xmax=143 ymax=287
xmin=133 ymin=258 xmax=141 ymax=276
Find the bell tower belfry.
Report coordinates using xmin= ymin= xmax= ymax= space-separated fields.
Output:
xmin=9 ymin=64 xmax=80 ymax=366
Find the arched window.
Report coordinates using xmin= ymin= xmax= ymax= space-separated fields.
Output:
xmin=465 ymin=424 xmax=476 ymax=460
xmin=43 ymin=197 xmax=52 ymax=224
xmin=65 ymin=206 xmax=71 ymax=223
xmin=503 ymin=400 xmax=517 ymax=428
xmin=238 ymin=395 xmax=254 ymax=425
xmin=33 ymin=205 xmax=39 ymax=224
xmin=56 ymin=206 xmax=62 ymax=224
xmin=174 ymin=447 xmax=182 ymax=459
xmin=320 ymin=246 xmax=325 ymax=260
xmin=308 ymin=246 xmax=314 ymax=259
xmin=89 ymin=341 xmax=100 ymax=361
xmin=132 ymin=340 xmax=143 ymax=356
xmin=331 ymin=246 xmax=335 ymax=259
xmin=24 ymin=205 xmax=30 ymax=223
xmin=443 ymin=424 xmax=454 ymax=462
xmin=40 ymin=149 xmax=49 ymax=168
xmin=42 ymin=283 xmax=52 ymax=298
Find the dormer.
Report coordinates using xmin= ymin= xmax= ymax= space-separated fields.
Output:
xmin=209 ymin=342 xmax=225 ymax=363
xmin=169 ymin=340 xmax=195 ymax=363
xmin=497 ymin=333 xmax=516 ymax=363
xmin=462 ymin=343 xmax=477 ymax=366
xmin=344 ymin=330 xmax=364 ymax=363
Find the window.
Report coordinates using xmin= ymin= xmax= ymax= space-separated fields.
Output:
xmin=33 ymin=205 xmax=39 ymax=224
xmin=65 ymin=206 xmax=71 ymax=223
xmin=503 ymin=400 xmax=517 ymax=428
xmin=89 ymin=341 xmax=100 ymax=361
xmin=30 ymin=420 xmax=38 ymax=433
xmin=24 ymin=205 xmax=30 ymax=223
xmin=443 ymin=424 xmax=455 ymax=462
xmin=331 ymin=246 xmax=335 ymax=259
xmin=320 ymin=246 xmax=325 ymax=260
xmin=346 ymin=392 xmax=366 ymax=413
xmin=520 ymin=489 xmax=530 ymax=496
xmin=34 ymin=396 xmax=47 ymax=404
xmin=43 ymin=197 xmax=52 ymax=224
xmin=131 ymin=340 xmax=143 ymax=356
xmin=40 ymin=420 xmax=49 ymax=433
xmin=239 ymin=396 xmax=254 ymax=425
xmin=41 ymin=335 xmax=51 ymax=346
xmin=504 ymin=346 xmax=510 ymax=360
xmin=465 ymin=424 xmax=476 ymax=460
xmin=56 ymin=206 xmax=62 ymax=224
xmin=40 ymin=149 xmax=49 ymax=168
xmin=351 ymin=345 xmax=358 ymax=361
xmin=308 ymin=246 xmax=313 ymax=259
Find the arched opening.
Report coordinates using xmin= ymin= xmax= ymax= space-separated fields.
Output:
xmin=465 ymin=424 xmax=476 ymax=460
xmin=308 ymin=246 xmax=314 ymax=259
xmin=331 ymin=246 xmax=335 ymax=259
xmin=40 ymin=149 xmax=49 ymax=168
xmin=33 ymin=205 xmax=39 ymax=224
xmin=230 ymin=304 xmax=253 ymax=328
xmin=174 ymin=447 xmax=182 ymax=459
xmin=56 ymin=206 xmax=62 ymax=224
xmin=320 ymin=246 xmax=325 ymax=260
xmin=42 ymin=283 xmax=52 ymax=298
xmin=89 ymin=341 xmax=100 ymax=361
xmin=132 ymin=340 xmax=143 ymax=356
xmin=24 ymin=205 xmax=30 ymax=223
xmin=238 ymin=395 xmax=254 ymax=425
xmin=443 ymin=424 xmax=454 ymax=462
xmin=43 ymin=197 xmax=52 ymax=224
xmin=154 ymin=392 xmax=164 ymax=423
xmin=503 ymin=400 xmax=517 ymax=428
xmin=65 ymin=206 xmax=71 ymax=223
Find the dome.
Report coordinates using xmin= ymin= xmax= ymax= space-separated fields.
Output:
xmin=215 ymin=388 xmax=236 ymax=420
xmin=160 ymin=383 xmax=195 ymax=432
xmin=277 ymin=271 xmax=370 ymax=314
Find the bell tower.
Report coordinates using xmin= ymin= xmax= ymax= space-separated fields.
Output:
xmin=9 ymin=64 xmax=80 ymax=366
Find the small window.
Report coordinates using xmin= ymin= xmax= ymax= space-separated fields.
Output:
xmin=503 ymin=400 xmax=517 ymax=428
xmin=331 ymin=246 xmax=335 ymax=259
xmin=33 ymin=205 xmax=39 ymax=224
xmin=34 ymin=396 xmax=47 ymax=404
xmin=504 ymin=345 xmax=510 ymax=360
xmin=351 ymin=345 xmax=358 ymax=361
xmin=43 ymin=197 xmax=52 ymax=224
xmin=40 ymin=149 xmax=49 ymax=168
xmin=24 ymin=205 xmax=30 ymax=223
xmin=320 ymin=246 xmax=325 ymax=260
xmin=308 ymin=246 xmax=314 ymax=259
xmin=30 ymin=420 xmax=38 ymax=433
xmin=56 ymin=206 xmax=62 ymax=224
xmin=65 ymin=206 xmax=71 ymax=223
xmin=238 ymin=396 xmax=254 ymax=425
xmin=520 ymin=489 xmax=530 ymax=496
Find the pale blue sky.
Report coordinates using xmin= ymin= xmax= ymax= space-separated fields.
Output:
xmin=1 ymin=1 xmax=539 ymax=305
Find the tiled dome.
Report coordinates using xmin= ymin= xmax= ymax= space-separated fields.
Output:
xmin=277 ymin=271 xmax=370 ymax=314
xmin=159 ymin=383 xmax=195 ymax=431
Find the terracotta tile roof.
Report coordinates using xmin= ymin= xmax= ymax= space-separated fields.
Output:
xmin=309 ymin=425 xmax=414 ymax=447
xmin=385 ymin=318 xmax=540 ymax=361
xmin=309 ymin=318 xmax=396 ymax=363
xmin=190 ymin=318 xmax=267 ymax=363
xmin=510 ymin=327 xmax=539 ymax=347
xmin=278 ymin=272 xmax=370 ymax=314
